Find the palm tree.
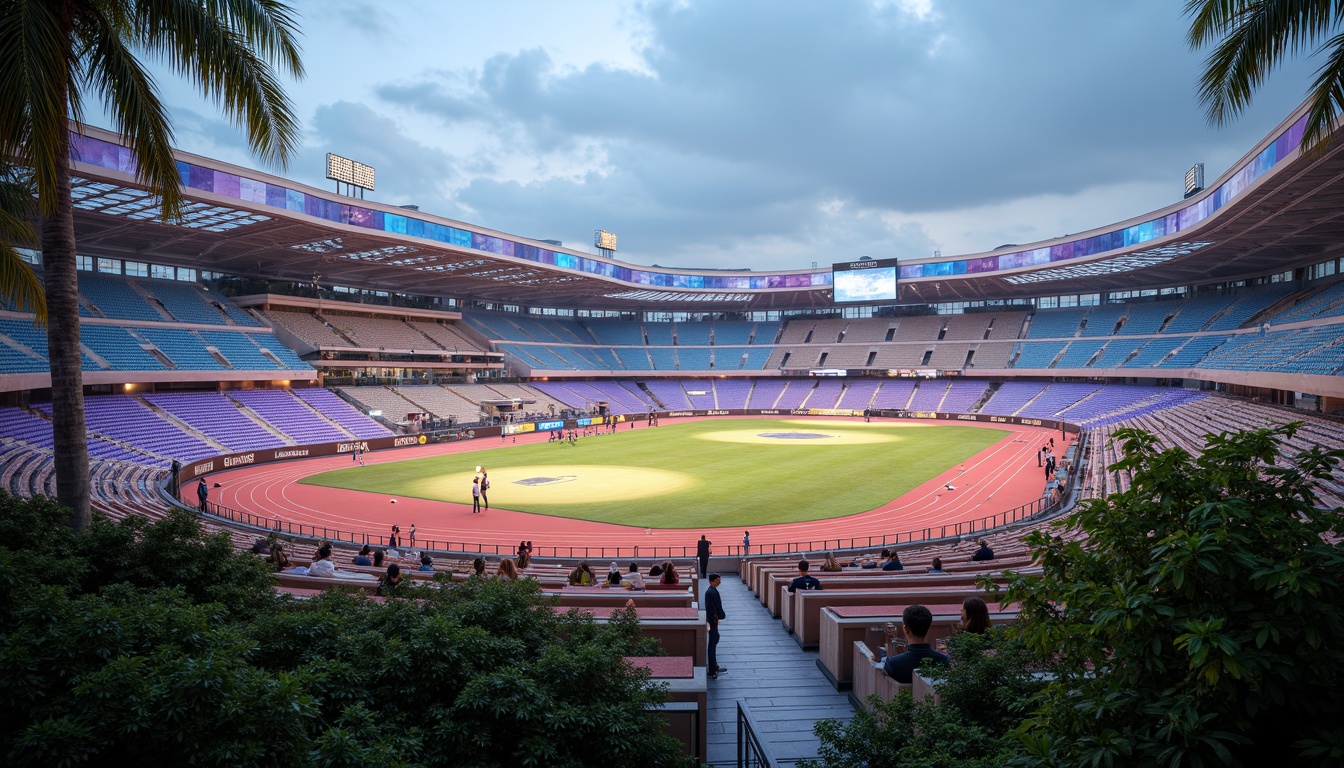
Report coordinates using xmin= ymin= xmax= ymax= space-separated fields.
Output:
xmin=1188 ymin=0 xmax=1344 ymax=150
xmin=0 ymin=166 xmax=46 ymax=323
xmin=0 ymin=0 xmax=304 ymax=530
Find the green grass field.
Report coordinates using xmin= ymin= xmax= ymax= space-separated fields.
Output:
xmin=300 ymin=418 xmax=1008 ymax=528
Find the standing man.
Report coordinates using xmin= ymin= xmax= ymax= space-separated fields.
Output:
xmin=480 ymin=470 xmax=490 ymax=510
xmin=706 ymin=573 xmax=727 ymax=679
xmin=471 ymin=477 xmax=482 ymax=513
xmin=742 ymin=530 xmax=750 ymax=556
xmin=408 ymin=524 xmax=417 ymax=548
xmin=196 ymin=478 xmax=209 ymax=512
xmin=696 ymin=535 xmax=712 ymax=579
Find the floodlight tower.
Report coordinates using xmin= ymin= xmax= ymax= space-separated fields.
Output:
xmin=326 ymin=152 xmax=376 ymax=199
xmin=595 ymin=229 xmax=617 ymax=259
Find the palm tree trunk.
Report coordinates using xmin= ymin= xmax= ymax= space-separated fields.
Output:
xmin=41 ymin=124 xmax=91 ymax=530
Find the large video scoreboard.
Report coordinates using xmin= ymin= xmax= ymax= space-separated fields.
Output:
xmin=832 ymin=257 xmax=899 ymax=304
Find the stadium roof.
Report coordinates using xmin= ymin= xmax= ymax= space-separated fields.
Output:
xmin=67 ymin=103 xmax=1344 ymax=311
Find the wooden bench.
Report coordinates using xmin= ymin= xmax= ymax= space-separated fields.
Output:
xmin=785 ymin=586 xmax=994 ymax=649
xmin=849 ymin=642 xmax=910 ymax=711
xmin=627 ymin=656 xmax=707 ymax=763
xmin=545 ymin=586 xmax=696 ymax=609
xmin=561 ymin=605 xmax=707 ymax=665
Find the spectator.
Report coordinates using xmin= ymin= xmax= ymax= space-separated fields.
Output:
xmin=498 ymin=559 xmax=520 ymax=580
xmin=517 ymin=540 xmax=530 ymax=568
xmin=196 ymin=478 xmax=209 ymax=512
xmin=373 ymin=550 xmax=385 ymax=568
xmin=821 ymin=552 xmax=843 ymax=572
xmin=353 ymin=545 xmax=373 ymax=566
xmin=307 ymin=545 xmax=336 ymax=578
xmin=696 ymin=535 xmax=712 ymax=579
xmin=418 ymin=552 xmax=435 ymax=572
xmin=601 ymin=570 xmax=629 ymax=589
xmin=376 ymin=563 xmax=402 ymax=597
xmin=249 ymin=537 xmax=270 ymax=555
xmin=389 ymin=525 xmax=400 ymax=549
xmin=706 ymin=573 xmax=727 ymax=679
xmin=961 ymin=597 xmax=992 ymax=634
xmin=472 ymin=557 xmax=486 ymax=577
xmin=648 ymin=564 xmax=664 ymax=579
xmin=568 ymin=561 xmax=596 ymax=586
xmin=622 ymin=562 xmax=646 ymax=590
xmin=928 ymin=557 xmax=946 ymax=574
xmin=660 ymin=561 xmax=680 ymax=585
xmin=882 ymin=549 xmax=904 ymax=571
xmin=882 ymin=604 xmax=950 ymax=684
xmin=971 ymin=539 xmax=994 ymax=561
xmin=787 ymin=560 xmax=823 ymax=593
xmin=269 ymin=542 xmax=291 ymax=571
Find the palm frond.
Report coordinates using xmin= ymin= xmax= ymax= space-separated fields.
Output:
xmin=79 ymin=8 xmax=184 ymax=220
xmin=0 ymin=0 xmax=74 ymax=216
xmin=1302 ymin=31 xmax=1344 ymax=149
xmin=0 ymin=243 xmax=46 ymax=324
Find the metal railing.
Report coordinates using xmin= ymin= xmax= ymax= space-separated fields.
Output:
xmin=195 ymin=491 xmax=1062 ymax=561
xmin=737 ymin=700 xmax=778 ymax=768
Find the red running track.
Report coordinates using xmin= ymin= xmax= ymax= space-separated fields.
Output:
xmin=191 ymin=416 xmax=1071 ymax=553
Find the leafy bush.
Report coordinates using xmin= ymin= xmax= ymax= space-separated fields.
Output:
xmin=0 ymin=493 xmax=684 ymax=767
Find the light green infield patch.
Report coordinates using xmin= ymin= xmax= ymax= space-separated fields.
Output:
xmin=695 ymin=428 xmax=897 ymax=446
xmin=425 ymin=465 xmax=694 ymax=505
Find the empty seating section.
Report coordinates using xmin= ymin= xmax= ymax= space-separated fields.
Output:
xmin=676 ymin=348 xmax=713 ymax=370
xmin=710 ymin=322 xmax=753 ymax=345
xmin=145 ymin=392 xmax=285 ymax=450
xmin=892 ymin=316 xmax=944 ymax=341
xmin=870 ymin=345 xmax=927 ymax=367
xmin=837 ymin=319 xmax=893 ymax=343
xmin=39 ymin=396 xmax=217 ymax=462
xmin=747 ymin=379 xmax=788 ymax=409
xmin=292 ymin=389 xmax=393 ymax=438
xmin=0 ymin=318 xmax=100 ymax=371
xmin=137 ymin=329 xmax=223 ymax=370
xmin=1017 ymin=383 xmax=1102 ymax=418
xmin=1054 ymin=340 xmax=1106 ymax=368
xmin=1013 ymin=342 xmax=1062 ymax=368
xmin=970 ymin=342 xmax=1014 ymax=369
xmin=0 ymin=406 xmax=158 ymax=464
xmin=616 ymin=348 xmax=653 ymax=370
xmin=199 ymin=330 xmax=305 ymax=370
xmin=742 ymin=348 xmax=774 ymax=369
xmin=683 ymin=383 xmax=715 ymax=409
xmin=409 ymin=321 xmax=487 ymax=352
xmin=986 ymin=313 xmax=1028 ymax=339
xmin=1116 ymin=302 xmax=1176 ymax=335
xmin=392 ymin=386 xmax=482 ymax=423
xmin=140 ymin=281 xmax=229 ymax=325
xmin=773 ymin=380 xmax=813 ymax=409
xmin=479 ymin=383 xmax=569 ymax=415
xmin=0 ymin=342 xmax=45 ymax=373
xmin=229 ymin=390 xmax=349 ymax=444
xmin=79 ymin=325 xmax=164 ymax=370
xmin=1121 ymin=337 xmax=1185 ymax=367
xmin=816 ymin=346 xmax=870 ymax=368
xmin=645 ymin=380 xmax=692 ymax=410
xmin=336 ymin=386 xmax=420 ymax=422
xmin=777 ymin=322 xmax=812 ymax=344
xmin=940 ymin=380 xmax=989 ymax=412
xmin=1089 ymin=339 xmax=1145 ymax=368
xmin=1159 ymin=336 xmax=1229 ymax=368
xmin=907 ymin=380 xmax=949 ymax=411
xmin=807 ymin=379 xmax=845 ymax=409
xmin=940 ymin=315 xmax=991 ymax=340
xmin=925 ymin=343 xmax=972 ymax=369
xmin=837 ymin=380 xmax=881 ymax=410
xmin=870 ymin=380 xmax=914 ymax=409
xmin=1026 ymin=308 xmax=1086 ymax=338
xmin=647 ymin=348 xmax=677 ymax=370
xmin=673 ymin=322 xmax=712 ymax=345
xmin=264 ymin=310 xmax=351 ymax=348
xmin=981 ymin=381 xmax=1046 ymax=415
xmin=752 ymin=321 xmax=783 ymax=344
xmin=1078 ymin=304 xmax=1128 ymax=337
xmin=585 ymin=320 xmax=646 ymax=346
xmin=714 ymin=379 xmax=755 ymax=408
xmin=324 ymin=314 xmax=442 ymax=350
xmin=78 ymin=274 xmax=165 ymax=322
xmin=1275 ymin=281 xmax=1344 ymax=323
xmin=644 ymin=324 xmax=673 ymax=346
xmin=1204 ymin=285 xmax=1293 ymax=330
xmin=1202 ymin=326 xmax=1344 ymax=375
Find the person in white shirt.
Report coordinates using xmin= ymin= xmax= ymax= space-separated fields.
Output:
xmin=621 ymin=562 xmax=646 ymax=590
xmin=307 ymin=545 xmax=336 ymax=578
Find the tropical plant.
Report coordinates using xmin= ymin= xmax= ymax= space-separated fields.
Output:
xmin=0 ymin=0 xmax=304 ymax=529
xmin=1006 ymin=424 xmax=1344 ymax=766
xmin=0 ymin=165 xmax=45 ymax=323
xmin=1188 ymin=0 xmax=1344 ymax=149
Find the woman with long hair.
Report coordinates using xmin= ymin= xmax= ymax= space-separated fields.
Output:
xmin=660 ymin=561 xmax=679 ymax=585
xmin=961 ymin=596 xmax=991 ymax=634
xmin=498 ymin=558 xmax=520 ymax=580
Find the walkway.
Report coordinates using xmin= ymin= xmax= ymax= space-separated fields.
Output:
xmin=704 ymin=574 xmax=854 ymax=766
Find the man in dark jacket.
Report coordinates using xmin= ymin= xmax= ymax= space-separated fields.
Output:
xmin=196 ymin=478 xmax=208 ymax=512
xmin=883 ymin=604 xmax=949 ymax=684
xmin=971 ymin=539 xmax=994 ymax=561
xmin=787 ymin=560 xmax=823 ymax=593
xmin=696 ymin=535 xmax=711 ymax=579
xmin=706 ymin=574 xmax=727 ymax=679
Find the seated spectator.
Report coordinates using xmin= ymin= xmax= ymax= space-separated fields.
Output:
xmin=418 ymin=553 xmax=435 ymax=572
xmin=601 ymin=570 xmax=630 ymax=589
xmin=881 ymin=549 xmax=904 ymax=571
xmin=353 ymin=544 xmax=373 ymax=566
xmin=269 ymin=542 xmax=291 ymax=571
xmin=971 ymin=539 xmax=994 ymax=562
xmin=472 ymin=557 xmax=487 ymax=577
xmin=307 ymin=545 xmax=336 ymax=578
xmin=568 ymin=561 xmax=596 ymax=586
xmin=860 ymin=555 xmax=878 ymax=570
xmin=821 ymin=552 xmax=843 ymax=572
xmin=376 ymin=563 xmax=402 ymax=597
xmin=882 ymin=604 xmax=950 ymax=684
xmin=660 ymin=561 xmax=680 ymax=585
xmin=498 ymin=558 xmax=520 ymax=580
xmin=961 ymin=597 xmax=991 ymax=634
xmin=373 ymin=549 xmax=385 ymax=567
xmin=927 ymin=557 xmax=946 ymax=574
xmin=787 ymin=559 xmax=823 ymax=593
xmin=648 ymin=564 xmax=664 ymax=579
xmin=250 ymin=537 xmax=270 ymax=555
xmin=622 ymin=562 xmax=646 ymax=590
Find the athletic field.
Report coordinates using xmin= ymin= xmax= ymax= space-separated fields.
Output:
xmin=300 ymin=418 xmax=1008 ymax=528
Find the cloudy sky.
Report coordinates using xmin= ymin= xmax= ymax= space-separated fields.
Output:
xmin=119 ymin=0 xmax=1319 ymax=273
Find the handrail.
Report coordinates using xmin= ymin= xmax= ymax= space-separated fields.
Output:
xmin=737 ymin=700 xmax=778 ymax=768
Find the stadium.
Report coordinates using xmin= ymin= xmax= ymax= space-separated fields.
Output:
xmin=3 ymin=7 xmax=1344 ymax=766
